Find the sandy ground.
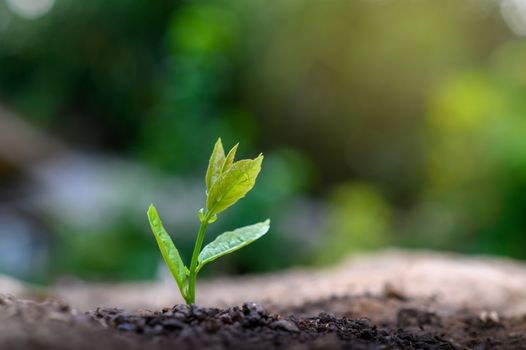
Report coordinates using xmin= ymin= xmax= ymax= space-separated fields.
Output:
xmin=3 ymin=249 xmax=525 ymax=316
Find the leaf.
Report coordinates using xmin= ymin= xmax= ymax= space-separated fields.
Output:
xmin=197 ymin=220 xmax=270 ymax=271
xmin=205 ymin=138 xmax=226 ymax=191
xmin=222 ymin=143 xmax=238 ymax=174
xmin=147 ymin=204 xmax=187 ymax=295
xmin=206 ymin=154 xmax=263 ymax=215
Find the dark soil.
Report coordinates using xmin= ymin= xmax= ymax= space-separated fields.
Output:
xmin=91 ymin=303 xmax=455 ymax=350
xmin=2 ymin=294 xmax=526 ymax=350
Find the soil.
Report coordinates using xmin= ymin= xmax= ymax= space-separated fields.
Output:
xmin=3 ymin=251 xmax=526 ymax=349
xmin=2 ymin=292 xmax=526 ymax=350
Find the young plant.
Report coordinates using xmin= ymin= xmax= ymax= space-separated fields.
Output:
xmin=147 ymin=138 xmax=270 ymax=305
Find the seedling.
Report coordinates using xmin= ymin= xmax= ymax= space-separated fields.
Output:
xmin=147 ymin=138 xmax=270 ymax=305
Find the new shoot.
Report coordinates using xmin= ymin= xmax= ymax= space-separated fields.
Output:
xmin=147 ymin=138 xmax=270 ymax=305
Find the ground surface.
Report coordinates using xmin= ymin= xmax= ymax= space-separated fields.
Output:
xmin=2 ymin=250 xmax=526 ymax=349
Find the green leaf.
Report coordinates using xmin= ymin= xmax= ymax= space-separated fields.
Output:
xmin=197 ymin=220 xmax=270 ymax=271
xmin=206 ymin=154 xmax=263 ymax=215
xmin=147 ymin=204 xmax=187 ymax=296
xmin=205 ymin=138 xmax=226 ymax=191
xmin=222 ymin=143 xmax=238 ymax=173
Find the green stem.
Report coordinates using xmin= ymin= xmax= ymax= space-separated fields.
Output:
xmin=186 ymin=212 xmax=211 ymax=304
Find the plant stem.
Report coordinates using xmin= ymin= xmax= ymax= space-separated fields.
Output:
xmin=186 ymin=212 xmax=211 ymax=304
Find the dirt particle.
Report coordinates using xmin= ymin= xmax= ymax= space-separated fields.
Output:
xmin=479 ymin=310 xmax=500 ymax=324
xmin=271 ymin=319 xmax=300 ymax=333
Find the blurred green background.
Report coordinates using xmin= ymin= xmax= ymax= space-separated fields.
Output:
xmin=1 ymin=0 xmax=526 ymax=284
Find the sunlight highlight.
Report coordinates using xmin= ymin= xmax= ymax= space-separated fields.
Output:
xmin=501 ymin=0 xmax=526 ymax=36
xmin=6 ymin=0 xmax=54 ymax=19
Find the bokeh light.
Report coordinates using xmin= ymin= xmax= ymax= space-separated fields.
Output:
xmin=6 ymin=0 xmax=54 ymax=19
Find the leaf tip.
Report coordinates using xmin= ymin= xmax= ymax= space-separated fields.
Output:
xmin=229 ymin=142 xmax=239 ymax=157
xmin=147 ymin=203 xmax=156 ymax=216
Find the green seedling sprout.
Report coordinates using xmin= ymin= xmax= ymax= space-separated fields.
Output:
xmin=147 ymin=138 xmax=270 ymax=305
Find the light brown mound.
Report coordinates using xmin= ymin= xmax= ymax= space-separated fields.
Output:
xmin=40 ymin=249 xmax=526 ymax=316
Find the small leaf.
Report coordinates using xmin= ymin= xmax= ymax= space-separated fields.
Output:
xmin=206 ymin=154 xmax=263 ymax=215
xmin=205 ymin=138 xmax=226 ymax=191
xmin=198 ymin=208 xmax=206 ymax=222
xmin=147 ymin=204 xmax=187 ymax=296
xmin=198 ymin=220 xmax=270 ymax=271
xmin=207 ymin=214 xmax=218 ymax=224
xmin=222 ymin=143 xmax=239 ymax=173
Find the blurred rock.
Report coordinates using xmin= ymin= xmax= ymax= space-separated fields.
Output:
xmin=0 ymin=274 xmax=31 ymax=298
xmin=0 ymin=105 xmax=65 ymax=170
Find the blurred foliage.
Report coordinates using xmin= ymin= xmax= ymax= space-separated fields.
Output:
xmin=0 ymin=0 xmax=176 ymax=148
xmin=316 ymin=183 xmax=392 ymax=265
xmin=1 ymin=0 xmax=526 ymax=283
xmin=404 ymin=42 xmax=526 ymax=257
xmin=53 ymin=223 xmax=158 ymax=281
